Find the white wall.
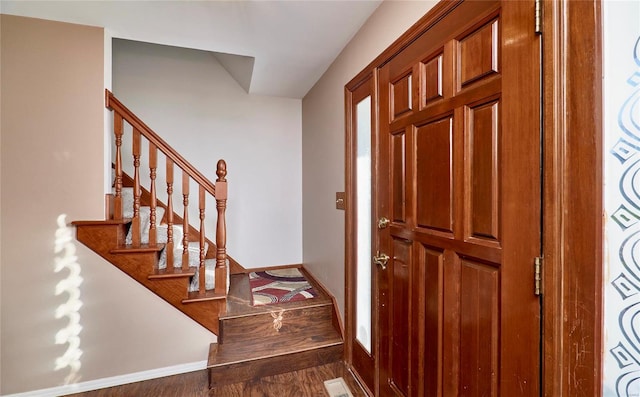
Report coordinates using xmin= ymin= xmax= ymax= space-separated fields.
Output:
xmin=602 ymin=2 xmax=640 ymax=396
xmin=302 ymin=0 xmax=436 ymax=318
xmin=112 ymin=39 xmax=302 ymax=269
xmin=1 ymin=15 xmax=216 ymax=396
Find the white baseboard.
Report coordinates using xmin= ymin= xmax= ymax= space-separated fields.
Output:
xmin=1 ymin=360 xmax=207 ymax=397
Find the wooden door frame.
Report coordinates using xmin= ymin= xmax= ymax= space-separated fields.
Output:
xmin=344 ymin=72 xmax=378 ymax=393
xmin=344 ymin=1 xmax=604 ymax=395
xmin=541 ymin=0 xmax=603 ymax=395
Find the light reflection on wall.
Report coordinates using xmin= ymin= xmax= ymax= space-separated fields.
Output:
xmin=54 ymin=214 xmax=83 ymax=384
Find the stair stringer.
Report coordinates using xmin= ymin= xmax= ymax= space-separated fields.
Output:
xmin=73 ymin=220 xmax=225 ymax=335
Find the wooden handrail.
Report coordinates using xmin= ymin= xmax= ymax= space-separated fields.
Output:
xmin=105 ymin=89 xmax=216 ymax=197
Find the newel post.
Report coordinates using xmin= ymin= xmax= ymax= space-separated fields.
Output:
xmin=215 ymin=160 xmax=228 ymax=294
xmin=113 ymin=113 xmax=124 ymax=220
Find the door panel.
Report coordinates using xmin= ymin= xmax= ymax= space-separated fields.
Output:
xmin=391 ymin=131 xmax=407 ymax=224
xmin=377 ymin=1 xmax=540 ymax=396
xmin=421 ymin=53 xmax=444 ymax=105
xmin=459 ymin=259 xmax=499 ymax=396
xmin=465 ymin=99 xmax=501 ymax=245
xmin=421 ymin=245 xmax=444 ymax=397
xmin=458 ymin=18 xmax=499 ymax=87
xmin=415 ymin=117 xmax=454 ymax=234
xmin=389 ymin=238 xmax=411 ymax=395
xmin=391 ymin=72 xmax=414 ymax=120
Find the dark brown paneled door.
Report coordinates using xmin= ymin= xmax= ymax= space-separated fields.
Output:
xmin=376 ymin=1 xmax=541 ymax=396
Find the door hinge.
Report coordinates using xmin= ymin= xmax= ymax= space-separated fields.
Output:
xmin=534 ymin=256 xmax=542 ymax=296
xmin=534 ymin=0 xmax=542 ymax=35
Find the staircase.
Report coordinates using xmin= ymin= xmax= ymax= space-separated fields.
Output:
xmin=73 ymin=90 xmax=231 ymax=334
xmin=208 ymin=268 xmax=344 ymax=389
xmin=72 ymin=90 xmax=345 ymax=388
xmin=73 ymin=184 xmax=229 ymax=333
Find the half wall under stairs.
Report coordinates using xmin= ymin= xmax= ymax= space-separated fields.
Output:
xmin=73 ymin=215 xmax=227 ymax=334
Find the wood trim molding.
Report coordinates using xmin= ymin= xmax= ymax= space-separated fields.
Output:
xmin=2 ymin=361 xmax=208 ymax=397
xmin=542 ymin=0 xmax=603 ymax=395
xmin=243 ymin=263 xmax=302 ymax=273
xmin=344 ymin=74 xmax=376 ymax=391
xmin=302 ymin=265 xmax=346 ymax=341
xmin=346 ymin=1 xmax=462 ymax=90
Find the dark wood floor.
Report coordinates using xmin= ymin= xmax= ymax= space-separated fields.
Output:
xmin=64 ymin=362 xmax=367 ymax=396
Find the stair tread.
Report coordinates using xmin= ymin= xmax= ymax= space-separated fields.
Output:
xmin=183 ymin=290 xmax=227 ymax=303
xmin=207 ymin=325 xmax=343 ymax=367
xmin=73 ymin=219 xmax=131 ymax=226
xmin=111 ymin=244 xmax=165 ymax=254
xmin=224 ymin=271 xmax=332 ymax=317
xmin=148 ymin=266 xmax=196 ymax=279
xmin=221 ymin=298 xmax=333 ymax=321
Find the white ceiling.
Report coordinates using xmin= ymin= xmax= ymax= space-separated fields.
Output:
xmin=0 ymin=0 xmax=382 ymax=98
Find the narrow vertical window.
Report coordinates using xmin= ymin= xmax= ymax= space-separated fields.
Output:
xmin=356 ymin=96 xmax=372 ymax=353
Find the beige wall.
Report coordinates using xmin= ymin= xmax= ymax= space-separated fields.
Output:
xmin=0 ymin=15 xmax=214 ymax=395
xmin=302 ymin=0 xmax=437 ymax=317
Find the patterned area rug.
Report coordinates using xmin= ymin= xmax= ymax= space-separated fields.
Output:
xmin=249 ymin=268 xmax=318 ymax=306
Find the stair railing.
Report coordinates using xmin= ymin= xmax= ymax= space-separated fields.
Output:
xmin=105 ymin=89 xmax=227 ymax=295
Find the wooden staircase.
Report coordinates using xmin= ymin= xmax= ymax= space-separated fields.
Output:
xmin=208 ymin=267 xmax=344 ymax=389
xmin=73 ymin=217 xmax=227 ymax=334
xmin=73 ymin=90 xmax=232 ymax=334
xmin=72 ymin=90 xmax=346 ymax=389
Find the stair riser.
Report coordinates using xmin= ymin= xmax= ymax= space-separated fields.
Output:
xmin=76 ymin=223 xmax=127 ymax=252
xmin=208 ymin=343 xmax=343 ymax=389
xmin=219 ymin=303 xmax=334 ymax=344
xmin=77 ymin=225 xmax=158 ymax=273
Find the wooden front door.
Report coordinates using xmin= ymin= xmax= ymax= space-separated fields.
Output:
xmin=347 ymin=1 xmax=542 ymax=396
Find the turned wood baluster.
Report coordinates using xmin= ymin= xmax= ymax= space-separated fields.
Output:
xmin=182 ymin=171 xmax=190 ymax=271
xmin=148 ymin=143 xmax=158 ymax=246
xmin=131 ymin=128 xmax=142 ymax=246
xmin=215 ymin=160 xmax=228 ymax=295
xmin=166 ymin=158 xmax=174 ymax=268
xmin=199 ymin=186 xmax=206 ymax=292
xmin=113 ymin=113 xmax=124 ymax=220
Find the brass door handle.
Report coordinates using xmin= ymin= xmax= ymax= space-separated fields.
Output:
xmin=373 ymin=251 xmax=390 ymax=270
xmin=377 ymin=217 xmax=390 ymax=229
